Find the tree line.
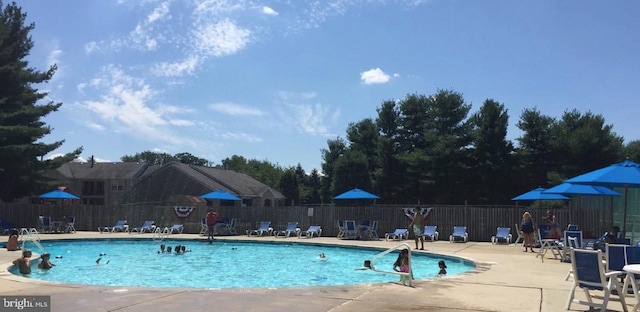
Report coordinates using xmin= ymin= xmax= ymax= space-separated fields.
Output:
xmin=2 ymin=1 xmax=639 ymax=205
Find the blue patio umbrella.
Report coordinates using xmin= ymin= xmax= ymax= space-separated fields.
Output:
xmin=511 ymin=187 xmax=570 ymax=201
xmin=199 ymin=189 xmax=241 ymax=201
xmin=564 ymin=159 xmax=640 ymax=233
xmin=38 ymin=189 xmax=80 ymax=200
xmin=542 ymin=183 xmax=621 ymax=196
xmin=333 ymin=188 xmax=380 ymax=200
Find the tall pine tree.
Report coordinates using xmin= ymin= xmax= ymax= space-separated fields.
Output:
xmin=0 ymin=1 xmax=81 ymax=202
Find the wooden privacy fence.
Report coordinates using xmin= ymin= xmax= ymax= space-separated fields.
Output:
xmin=0 ymin=203 xmax=610 ymax=242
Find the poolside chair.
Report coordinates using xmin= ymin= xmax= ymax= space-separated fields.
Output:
xmin=566 ymin=224 xmax=578 ymax=231
xmin=491 ymin=227 xmax=512 ymax=245
xmin=247 ymin=221 xmax=272 ymax=237
xmin=449 ymin=226 xmax=468 ymax=243
xmin=130 ymin=220 xmax=155 ymax=234
xmin=166 ymin=224 xmax=184 ymax=234
xmin=362 ymin=220 xmax=379 ymax=240
xmin=342 ymin=220 xmax=358 ymax=240
xmin=385 ymin=228 xmax=409 ymax=241
xmin=566 ymin=248 xmax=627 ymax=312
xmin=561 ymin=230 xmax=583 ymax=262
xmin=535 ymin=224 xmax=561 ymax=262
xmin=63 ymin=216 xmax=76 ymax=233
xmin=216 ymin=218 xmax=237 ymax=235
xmin=38 ymin=216 xmax=55 ymax=233
xmin=298 ymin=225 xmax=322 ymax=238
xmin=421 ymin=225 xmax=439 ymax=242
xmin=513 ymin=223 xmax=524 ymax=246
xmin=99 ymin=220 xmax=128 ymax=233
xmin=199 ymin=218 xmax=208 ymax=236
xmin=336 ymin=220 xmax=346 ymax=239
xmin=275 ymin=222 xmax=299 ymax=238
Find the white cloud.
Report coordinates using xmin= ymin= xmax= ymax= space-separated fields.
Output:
xmin=192 ymin=19 xmax=252 ymax=57
xmin=151 ymin=56 xmax=201 ymax=77
xmin=360 ymin=68 xmax=392 ymax=84
xmin=262 ymin=6 xmax=278 ymax=16
xmin=220 ymin=131 xmax=263 ymax=142
xmin=275 ymin=91 xmax=335 ymax=137
xmin=84 ymin=41 xmax=99 ymax=53
xmin=147 ymin=1 xmax=170 ymax=23
xmin=209 ymin=102 xmax=263 ymax=116
xmin=47 ymin=49 xmax=62 ymax=69
xmin=169 ymin=119 xmax=195 ymax=126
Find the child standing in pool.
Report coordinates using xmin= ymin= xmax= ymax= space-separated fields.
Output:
xmin=393 ymin=249 xmax=411 ymax=285
xmin=438 ymin=260 xmax=447 ymax=276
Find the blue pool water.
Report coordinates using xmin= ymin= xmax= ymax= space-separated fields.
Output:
xmin=12 ymin=239 xmax=475 ymax=289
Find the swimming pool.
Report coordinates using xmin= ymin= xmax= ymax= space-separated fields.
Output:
xmin=12 ymin=239 xmax=475 ymax=289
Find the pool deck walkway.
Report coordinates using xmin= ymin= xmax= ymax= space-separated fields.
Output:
xmin=0 ymin=232 xmax=633 ymax=312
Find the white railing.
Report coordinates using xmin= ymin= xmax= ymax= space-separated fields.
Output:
xmin=365 ymin=242 xmax=412 ymax=286
xmin=19 ymin=227 xmax=46 ymax=254
xmin=152 ymin=227 xmax=172 ymax=241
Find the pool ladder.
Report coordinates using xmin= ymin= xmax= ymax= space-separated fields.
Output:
xmin=19 ymin=227 xmax=47 ymax=254
xmin=152 ymin=227 xmax=171 ymax=242
xmin=365 ymin=242 xmax=413 ymax=287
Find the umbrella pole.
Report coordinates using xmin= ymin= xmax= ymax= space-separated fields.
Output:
xmin=623 ymin=184 xmax=629 ymax=235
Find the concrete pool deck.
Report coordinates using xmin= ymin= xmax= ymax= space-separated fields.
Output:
xmin=0 ymin=232 xmax=633 ymax=312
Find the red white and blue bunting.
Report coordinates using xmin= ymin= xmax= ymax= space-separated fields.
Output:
xmin=173 ymin=206 xmax=195 ymax=219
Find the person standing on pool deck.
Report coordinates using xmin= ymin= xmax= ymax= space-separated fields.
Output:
xmin=520 ymin=211 xmax=536 ymax=253
xmin=408 ymin=207 xmax=425 ymax=250
xmin=206 ymin=208 xmax=218 ymax=243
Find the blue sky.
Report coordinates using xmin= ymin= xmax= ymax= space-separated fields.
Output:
xmin=16 ymin=0 xmax=640 ymax=173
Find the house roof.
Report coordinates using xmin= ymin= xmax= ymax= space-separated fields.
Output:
xmin=139 ymin=161 xmax=285 ymax=199
xmin=55 ymin=162 xmax=148 ymax=180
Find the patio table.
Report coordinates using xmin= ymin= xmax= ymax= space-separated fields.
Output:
xmin=623 ymin=264 xmax=640 ymax=311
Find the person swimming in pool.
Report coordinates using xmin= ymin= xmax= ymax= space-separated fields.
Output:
xmin=158 ymin=244 xmax=165 ymax=253
xmin=319 ymin=253 xmax=328 ymax=261
xmin=38 ymin=252 xmax=55 ymax=269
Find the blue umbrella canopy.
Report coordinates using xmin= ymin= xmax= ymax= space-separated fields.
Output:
xmin=199 ymin=190 xmax=241 ymax=201
xmin=542 ymin=183 xmax=621 ymax=196
xmin=564 ymin=159 xmax=640 ymax=233
xmin=565 ymin=159 xmax=640 ymax=187
xmin=333 ymin=188 xmax=380 ymax=200
xmin=511 ymin=187 xmax=570 ymax=201
xmin=38 ymin=189 xmax=80 ymax=200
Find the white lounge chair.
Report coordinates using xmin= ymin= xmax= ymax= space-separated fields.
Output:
xmin=385 ymin=228 xmax=409 ymax=241
xmin=421 ymin=225 xmax=439 ymax=242
xmin=449 ymin=226 xmax=468 ymax=243
xmin=130 ymin=220 xmax=155 ymax=234
xmin=99 ymin=220 xmax=128 ymax=233
xmin=491 ymin=227 xmax=512 ymax=244
xmin=275 ymin=222 xmax=299 ymax=238
xmin=298 ymin=225 xmax=322 ymax=238
xmin=247 ymin=221 xmax=272 ymax=237
xmin=166 ymin=224 xmax=184 ymax=234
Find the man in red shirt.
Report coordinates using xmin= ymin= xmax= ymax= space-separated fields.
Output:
xmin=206 ymin=208 xmax=218 ymax=243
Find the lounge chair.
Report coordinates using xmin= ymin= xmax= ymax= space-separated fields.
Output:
xmin=336 ymin=220 xmax=346 ymax=239
xmin=166 ymin=224 xmax=184 ymax=234
xmin=535 ymin=224 xmax=561 ymax=262
xmin=130 ymin=220 xmax=155 ymax=234
xmin=199 ymin=218 xmax=208 ymax=236
xmin=513 ymin=223 xmax=524 ymax=246
xmin=421 ymin=225 xmax=439 ymax=242
xmin=449 ymin=226 xmax=468 ymax=243
xmin=566 ymin=248 xmax=627 ymax=312
xmin=298 ymin=225 xmax=322 ymax=238
xmin=215 ymin=218 xmax=237 ymax=235
xmin=491 ymin=227 xmax=512 ymax=244
xmin=247 ymin=221 xmax=272 ymax=237
xmin=38 ymin=216 xmax=55 ymax=233
xmin=99 ymin=220 xmax=128 ymax=233
xmin=275 ymin=222 xmax=299 ymax=238
xmin=362 ymin=220 xmax=379 ymax=240
xmin=64 ymin=216 xmax=76 ymax=233
xmin=561 ymin=230 xmax=583 ymax=262
xmin=385 ymin=228 xmax=409 ymax=241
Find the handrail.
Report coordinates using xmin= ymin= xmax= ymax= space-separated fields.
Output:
xmin=152 ymin=227 xmax=171 ymax=241
xmin=19 ymin=227 xmax=46 ymax=254
xmin=366 ymin=242 xmax=412 ymax=286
